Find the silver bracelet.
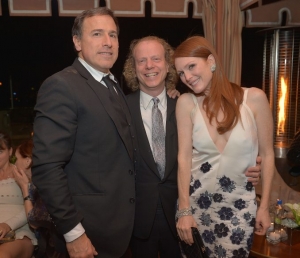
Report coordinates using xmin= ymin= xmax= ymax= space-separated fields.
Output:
xmin=176 ymin=208 xmax=192 ymax=219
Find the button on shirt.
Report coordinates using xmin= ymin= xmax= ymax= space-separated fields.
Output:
xmin=140 ymin=88 xmax=167 ymax=152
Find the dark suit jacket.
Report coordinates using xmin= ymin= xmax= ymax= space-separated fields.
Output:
xmin=127 ymin=90 xmax=178 ymax=239
xmin=32 ymin=59 xmax=136 ymax=258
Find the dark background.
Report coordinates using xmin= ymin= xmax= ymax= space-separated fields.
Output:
xmin=0 ymin=0 xmax=264 ymax=109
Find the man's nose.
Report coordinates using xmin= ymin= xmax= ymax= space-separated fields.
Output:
xmin=145 ymin=60 xmax=154 ymax=69
xmin=103 ymin=34 xmax=112 ymax=47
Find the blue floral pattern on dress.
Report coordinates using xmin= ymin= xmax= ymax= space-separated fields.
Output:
xmin=231 ymin=216 xmax=240 ymax=226
xmin=202 ymin=230 xmax=216 ymax=244
xmin=200 ymin=162 xmax=212 ymax=173
xmin=219 ymin=176 xmax=236 ymax=193
xmin=214 ymin=223 xmax=229 ymax=238
xmin=249 ymin=218 xmax=255 ymax=227
xmin=197 ymin=191 xmax=212 ymax=209
xmin=214 ymin=244 xmax=227 ymax=258
xmin=232 ymin=247 xmax=247 ymax=258
xmin=247 ymin=233 xmax=254 ymax=251
xmin=190 ymin=179 xmax=201 ymax=195
xmin=234 ymin=199 xmax=246 ymax=210
xmin=200 ymin=213 xmax=212 ymax=227
xmin=213 ymin=193 xmax=223 ymax=203
xmin=243 ymin=212 xmax=251 ymax=221
xmin=217 ymin=207 xmax=234 ymax=220
xmin=230 ymin=228 xmax=245 ymax=245
xmin=245 ymin=181 xmax=253 ymax=191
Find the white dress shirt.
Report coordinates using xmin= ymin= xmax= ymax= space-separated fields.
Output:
xmin=78 ymin=57 xmax=117 ymax=85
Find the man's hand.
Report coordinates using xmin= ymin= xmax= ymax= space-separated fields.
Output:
xmin=66 ymin=233 xmax=98 ymax=258
xmin=167 ymin=89 xmax=180 ymax=99
xmin=245 ymin=156 xmax=262 ymax=186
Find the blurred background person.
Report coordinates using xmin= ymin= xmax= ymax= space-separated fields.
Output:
xmin=13 ymin=138 xmax=67 ymax=258
xmin=0 ymin=131 xmax=36 ymax=257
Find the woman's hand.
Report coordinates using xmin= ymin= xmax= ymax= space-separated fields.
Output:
xmin=255 ymin=207 xmax=271 ymax=235
xmin=0 ymin=223 xmax=12 ymax=239
xmin=12 ymin=166 xmax=29 ymax=193
xmin=176 ymin=215 xmax=198 ymax=245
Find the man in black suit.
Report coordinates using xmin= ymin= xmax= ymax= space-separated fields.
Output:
xmin=123 ymin=36 xmax=262 ymax=258
xmin=124 ymin=36 xmax=180 ymax=258
xmin=32 ymin=7 xmax=136 ymax=258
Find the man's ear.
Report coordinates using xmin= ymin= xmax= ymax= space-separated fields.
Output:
xmin=73 ymin=36 xmax=81 ymax=52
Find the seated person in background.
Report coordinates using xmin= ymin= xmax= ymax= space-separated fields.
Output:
xmin=13 ymin=138 xmax=67 ymax=258
xmin=0 ymin=131 xmax=37 ymax=258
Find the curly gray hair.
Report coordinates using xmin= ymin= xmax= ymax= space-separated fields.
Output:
xmin=123 ymin=36 xmax=178 ymax=92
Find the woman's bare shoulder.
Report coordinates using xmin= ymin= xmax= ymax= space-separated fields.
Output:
xmin=244 ymin=87 xmax=271 ymax=116
xmin=244 ymin=87 xmax=268 ymax=103
xmin=176 ymin=93 xmax=196 ymax=112
xmin=177 ymin=93 xmax=194 ymax=104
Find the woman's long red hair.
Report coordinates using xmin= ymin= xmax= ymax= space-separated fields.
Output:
xmin=174 ymin=36 xmax=244 ymax=134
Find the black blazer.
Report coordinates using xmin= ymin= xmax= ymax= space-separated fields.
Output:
xmin=127 ymin=90 xmax=178 ymax=239
xmin=32 ymin=59 xmax=136 ymax=258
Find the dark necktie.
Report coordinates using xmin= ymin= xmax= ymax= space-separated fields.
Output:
xmin=102 ymin=75 xmax=121 ymax=103
xmin=102 ymin=76 xmax=128 ymax=115
xmin=152 ymin=98 xmax=165 ymax=179
xmin=101 ymin=76 xmax=135 ymax=161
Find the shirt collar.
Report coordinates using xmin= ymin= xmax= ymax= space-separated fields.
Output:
xmin=140 ymin=88 xmax=167 ymax=110
xmin=78 ymin=57 xmax=117 ymax=83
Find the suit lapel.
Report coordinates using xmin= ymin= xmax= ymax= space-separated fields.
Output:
xmin=128 ymin=91 xmax=159 ymax=176
xmin=72 ymin=59 xmax=134 ymax=161
xmin=164 ymin=96 xmax=177 ymax=179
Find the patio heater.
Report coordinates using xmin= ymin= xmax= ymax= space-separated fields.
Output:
xmin=262 ymin=27 xmax=300 ymax=184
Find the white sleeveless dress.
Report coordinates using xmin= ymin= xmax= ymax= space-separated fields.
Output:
xmin=0 ymin=178 xmax=37 ymax=245
xmin=187 ymin=89 xmax=258 ymax=257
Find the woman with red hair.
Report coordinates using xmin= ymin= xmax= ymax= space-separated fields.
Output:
xmin=174 ymin=36 xmax=274 ymax=257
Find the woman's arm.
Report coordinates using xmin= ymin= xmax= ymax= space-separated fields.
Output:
xmin=247 ymin=87 xmax=275 ymax=235
xmin=176 ymin=93 xmax=198 ymax=244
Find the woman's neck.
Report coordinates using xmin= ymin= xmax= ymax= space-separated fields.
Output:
xmin=0 ymin=162 xmax=13 ymax=180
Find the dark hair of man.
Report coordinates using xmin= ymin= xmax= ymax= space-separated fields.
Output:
xmin=0 ymin=131 xmax=12 ymax=151
xmin=123 ymin=36 xmax=178 ymax=92
xmin=72 ymin=7 xmax=120 ymax=39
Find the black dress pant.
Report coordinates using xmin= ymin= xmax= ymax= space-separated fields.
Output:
xmin=130 ymin=204 xmax=181 ymax=258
